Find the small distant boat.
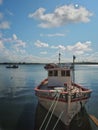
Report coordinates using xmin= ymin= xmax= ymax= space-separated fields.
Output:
xmin=6 ymin=64 xmax=19 ymax=68
xmin=35 ymin=54 xmax=92 ymax=126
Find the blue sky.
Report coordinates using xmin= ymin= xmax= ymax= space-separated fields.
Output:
xmin=0 ymin=0 xmax=98 ymax=63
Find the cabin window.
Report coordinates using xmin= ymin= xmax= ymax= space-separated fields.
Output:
xmin=66 ymin=70 xmax=70 ymax=76
xmin=48 ymin=71 xmax=53 ymax=76
xmin=54 ymin=70 xmax=58 ymax=76
xmin=61 ymin=70 xmax=66 ymax=76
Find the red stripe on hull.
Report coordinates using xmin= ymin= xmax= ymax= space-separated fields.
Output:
xmin=37 ymin=95 xmax=88 ymax=103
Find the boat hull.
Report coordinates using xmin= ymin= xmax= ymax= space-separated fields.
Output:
xmin=38 ymin=96 xmax=88 ymax=126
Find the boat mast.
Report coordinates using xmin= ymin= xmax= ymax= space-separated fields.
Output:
xmin=73 ymin=55 xmax=76 ymax=83
xmin=66 ymin=55 xmax=76 ymax=125
xmin=58 ymin=53 xmax=61 ymax=66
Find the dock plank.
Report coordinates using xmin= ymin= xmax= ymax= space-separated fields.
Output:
xmin=89 ymin=115 xmax=98 ymax=127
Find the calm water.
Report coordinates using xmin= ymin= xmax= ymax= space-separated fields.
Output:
xmin=0 ymin=64 xmax=98 ymax=130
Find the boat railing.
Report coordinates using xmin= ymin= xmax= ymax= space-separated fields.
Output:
xmin=72 ymin=82 xmax=91 ymax=91
xmin=71 ymin=90 xmax=92 ymax=100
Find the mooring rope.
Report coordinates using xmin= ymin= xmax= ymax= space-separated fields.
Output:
xmin=44 ymin=92 xmax=60 ymax=130
xmin=53 ymin=111 xmax=64 ymax=130
xmin=39 ymin=91 xmax=60 ymax=130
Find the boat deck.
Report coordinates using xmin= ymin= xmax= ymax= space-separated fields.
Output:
xmin=35 ymin=79 xmax=92 ymax=102
xmin=39 ymin=80 xmax=82 ymax=93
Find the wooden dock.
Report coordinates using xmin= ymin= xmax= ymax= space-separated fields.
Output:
xmin=89 ymin=115 xmax=98 ymax=127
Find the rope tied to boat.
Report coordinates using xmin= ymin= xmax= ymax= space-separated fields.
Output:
xmin=53 ymin=111 xmax=64 ymax=130
xmin=39 ymin=90 xmax=60 ymax=130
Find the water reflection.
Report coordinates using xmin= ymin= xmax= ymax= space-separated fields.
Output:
xmin=34 ymin=103 xmax=92 ymax=130
xmin=0 ymin=94 xmax=37 ymax=130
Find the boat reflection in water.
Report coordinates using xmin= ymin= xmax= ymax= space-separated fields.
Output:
xmin=34 ymin=103 xmax=92 ymax=130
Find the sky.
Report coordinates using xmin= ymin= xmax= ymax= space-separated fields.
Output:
xmin=0 ymin=0 xmax=98 ymax=63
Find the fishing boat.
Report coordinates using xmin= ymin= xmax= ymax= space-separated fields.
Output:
xmin=6 ymin=64 xmax=19 ymax=68
xmin=35 ymin=54 xmax=92 ymax=126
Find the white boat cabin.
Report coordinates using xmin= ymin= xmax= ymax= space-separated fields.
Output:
xmin=47 ymin=67 xmax=73 ymax=89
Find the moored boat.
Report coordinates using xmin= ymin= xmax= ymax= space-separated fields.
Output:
xmin=6 ymin=64 xmax=19 ymax=68
xmin=34 ymin=55 xmax=92 ymax=126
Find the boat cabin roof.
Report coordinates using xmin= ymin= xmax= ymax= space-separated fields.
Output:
xmin=44 ymin=63 xmax=72 ymax=71
xmin=46 ymin=66 xmax=71 ymax=71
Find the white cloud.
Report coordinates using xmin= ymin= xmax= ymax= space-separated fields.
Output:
xmin=51 ymin=41 xmax=92 ymax=55
xmin=58 ymin=45 xmax=66 ymax=50
xmin=0 ymin=12 xmax=3 ymax=20
xmin=6 ymin=10 xmax=14 ymax=16
xmin=0 ymin=34 xmax=94 ymax=63
xmin=0 ymin=40 xmax=4 ymax=50
xmin=2 ymin=34 xmax=26 ymax=48
xmin=22 ymin=55 xmax=50 ymax=63
xmin=11 ymin=34 xmax=26 ymax=51
xmin=0 ymin=32 xmax=2 ymax=38
xmin=12 ymin=34 xmax=18 ymax=40
xmin=51 ymin=45 xmax=59 ymax=49
xmin=66 ymin=41 xmax=92 ymax=55
xmin=0 ymin=0 xmax=3 ymax=5
xmin=13 ymin=40 xmax=26 ymax=48
xmin=40 ymin=51 xmax=47 ymax=54
xmin=77 ymin=52 xmax=98 ymax=62
xmin=34 ymin=40 xmax=49 ymax=47
xmin=0 ymin=21 xmax=10 ymax=29
xmin=2 ymin=50 xmax=26 ymax=62
xmin=51 ymin=45 xmax=66 ymax=50
xmin=89 ymin=52 xmax=98 ymax=61
xmin=29 ymin=8 xmax=45 ymax=19
xmin=40 ymin=33 xmax=66 ymax=37
xmin=28 ymin=4 xmax=93 ymax=28
xmin=0 ymin=34 xmax=27 ymax=62
xmin=0 ymin=11 xmax=10 ymax=29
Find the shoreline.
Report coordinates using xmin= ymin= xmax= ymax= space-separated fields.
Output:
xmin=0 ymin=62 xmax=98 ymax=65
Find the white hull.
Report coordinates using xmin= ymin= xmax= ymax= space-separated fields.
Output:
xmin=38 ymin=97 xmax=88 ymax=126
xmin=35 ymin=62 xmax=92 ymax=126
